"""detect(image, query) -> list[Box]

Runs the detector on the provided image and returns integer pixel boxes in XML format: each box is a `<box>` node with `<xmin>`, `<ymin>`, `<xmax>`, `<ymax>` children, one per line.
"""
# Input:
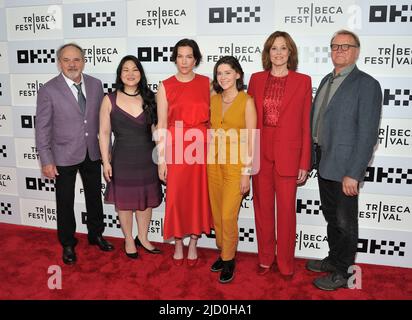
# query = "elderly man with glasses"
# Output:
<box><xmin>306</xmin><ymin>30</ymin><xmax>382</xmax><ymax>290</ymax></box>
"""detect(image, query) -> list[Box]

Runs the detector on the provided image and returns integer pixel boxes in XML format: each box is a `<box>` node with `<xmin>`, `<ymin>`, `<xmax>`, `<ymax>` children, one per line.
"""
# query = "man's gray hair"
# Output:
<box><xmin>331</xmin><ymin>29</ymin><xmax>360</xmax><ymax>48</ymax></box>
<box><xmin>56</xmin><ymin>43</ymin><xmax>85</xmax><ymax>60</ymax></box>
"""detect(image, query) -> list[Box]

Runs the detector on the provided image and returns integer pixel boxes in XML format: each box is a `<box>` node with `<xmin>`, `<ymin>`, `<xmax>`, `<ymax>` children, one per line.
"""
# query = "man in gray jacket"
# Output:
<box><xmin>36</xmin><ymin>43</ymin><xmax>114</xmax><ymax>265</ymax></box>
<box><xmin>306</xmin><ymin>30</ymin><xmax>382</xmax><ymax>290</ymax></box>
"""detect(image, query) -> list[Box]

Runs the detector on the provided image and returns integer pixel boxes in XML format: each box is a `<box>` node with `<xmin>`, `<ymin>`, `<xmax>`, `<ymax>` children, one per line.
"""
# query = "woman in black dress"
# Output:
<box><xmin>99</xmin><ymin>55</ymin><xmax>162</xmax><ymax>259</ymax></box>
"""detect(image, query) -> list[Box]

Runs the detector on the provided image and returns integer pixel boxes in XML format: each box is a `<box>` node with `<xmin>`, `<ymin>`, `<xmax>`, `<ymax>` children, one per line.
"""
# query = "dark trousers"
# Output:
<box><xmin>55</xmin><ymin>153</ymin><xmax>104</xmax><ymax>247</ymax></box>
<box><xmin>315</xmin><ymin>145</ymin><xmax>358</xmax><ymax>276</ymax></box>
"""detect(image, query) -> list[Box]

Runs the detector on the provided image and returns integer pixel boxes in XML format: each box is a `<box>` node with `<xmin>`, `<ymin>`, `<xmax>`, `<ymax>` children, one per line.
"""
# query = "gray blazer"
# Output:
<box><xmin>35</xmin><ymin>73</ymin><xmax>104</xmax><ymax>167</ymax></box>
<box><xmin>311</xmin><ymin>66</ymin><xmax>382</xmax><ymax>182</ymax></box>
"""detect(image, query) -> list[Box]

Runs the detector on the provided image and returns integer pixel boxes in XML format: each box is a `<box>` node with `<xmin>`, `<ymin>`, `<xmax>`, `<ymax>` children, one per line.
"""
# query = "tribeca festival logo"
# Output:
<box><xmin>364</xmin><ymin>166</ymin><xmax>412</xmax><ymax>184</ymax></box>
<box><xmin>19</xmin><ymin>80</ymin><xmax>44</xmax><ymax>98</ymax></box>
<box><xmin>23</xmin><ymin>146</ymin><xmax>39</xmax><ymax>161</ymax></box>
<box><xmin>369</xmin><ymin>4</ymin><xmax>412</xmax><ymax>23</ymax></box>
<box><xmin>27</xmin><ymin>204</ymin><xmax>56</xmax><ymax>223</ymax></box>
<box><xmin>136</xmin><ymin>7</ymin><xmax>186</xmax><ymax>28</ymax></box>
<box><xmin>26</xmin><ymin>176</ymin><xmax>55</xmax><ymax>192</ymax></box>
<box><xmin>83</xmin><ymin>45</ymin><xmax>119</xmax><ymax>66</ymax></box>
<box><xmin>137</xmin><ymin>46</ymin><xmax>173</xmax><ymax>63</ymax></box>
<box><xmin>0</xmin><ymin>173</ymin><xmax>12</xmax><ymax>187</ymax></box>
<box><xmin>283</xmin><ymin>3</ymin><xmax>344</xmax><ymax>26</ymax></box>
<box><xmin>206</xmin><ymin>43</ymin><xmax>261</xmax><ymax>63</ymax></box>
<box><xmin>14</xmin><ymin>6</ymin><xmax>61</xmax><ymax>33</ymax></box>
<box><xmin>0</xmin><ymin>202</ymin><xmax>12</xmax><ymax>216</ymax></box>
<box><xmin>296</xmin><ymin>230</ymin><xmax>327</xmax><ymax>250</ymax></box>
<box><xmin>364</xmin><ymin>44</ymin><xmax>411</xmax><ymax>68</ymax></box>
<box><xmin>17</xmin><ymin>49</ymin><xmax>55</xmax><ymax>64</ymax></box>
<box><xmin>299</xmin><ymin>45</ymin><xmax>331</xmax><ymax>64</ymax></box>
<box><xmin>359</xmin><ymin>201</ymin><xmax>410</xmax><ymax>223</ymax></box>
<box><xmin>73</xmin><ymin>11</ymin><xmax>116</xmax><ymax>28</ymax></box>
<box><xmin>378</xmin><ymin>125</ymin><xmax>411</xmax><ymax>148</ymax></box>
<box><xmin>358</xmin><ymin>238</ymin><xmax>406</xmax><ymax>256</ymax></box>
<box><xmin>209</xmin><ymin>6</ymin><xmax>261</xmax><ymax>23</ymax></box>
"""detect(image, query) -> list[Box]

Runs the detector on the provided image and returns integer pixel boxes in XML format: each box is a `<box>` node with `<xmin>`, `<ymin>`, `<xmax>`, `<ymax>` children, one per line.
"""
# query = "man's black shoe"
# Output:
<box><xmin>210</xmin><ymin>257</ymin><xmax>224</xmax><ymax>272</ymax></box>
<box><xmin>88</xmin><ymin>235</ymin><xmax>114</xmax><ymax>251</ymax></box>
<box><xmin>62</xmin><ymin>246</ymin><xmax>77</xmax><ymax>265</ymax></box>
<box><xmin>313</xmin><ymin>272</ymin><xmax>348</xmax><ymax>291</ymax></box>
<box><xmin>219</xmin><ymin>259</ymin><xmax>235</xmax><ymax>284</ymax></box>
<box><xmin>306</xmin><ymin>257</ymin><xmax>337</xmax><ymax>273</ymax></box>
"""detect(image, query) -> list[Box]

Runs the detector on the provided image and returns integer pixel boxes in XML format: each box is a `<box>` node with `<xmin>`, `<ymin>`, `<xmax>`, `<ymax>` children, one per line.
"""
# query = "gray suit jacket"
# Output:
<box><xmin>35</xmin><ymin>73</ymin><xmax>104</xmax><ymax>167</ymax></box>
<box><xmin>311</xmin><ymin>66</ymin><xmax>382</xmax><ymax>182</ymax></box>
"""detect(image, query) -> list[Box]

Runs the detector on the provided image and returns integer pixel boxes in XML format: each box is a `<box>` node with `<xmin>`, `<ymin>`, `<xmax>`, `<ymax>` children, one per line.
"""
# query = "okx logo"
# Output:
<box><xmin>26</xmin><ymin>177</ymin><xmax>55</xmax><ymax>192</ymax></box>
<box><xmin>209</xmin><ymin>6</ymin><xmax>261</xmax><ymax>23</ymax></box>
<box><xmin>73</xmin><ymin>11</ymin><xmax>116</xmax><ymax>28</ymax></box>
<box><xmin>358</xmin><ymin>238</ymin><xmax>406</xmax><ymax>256</ymax></box>
<box><xmin>297</xmin><ymin>199</ymin><xmax>322</xmax><ymax>215</ymax></box>
<box><xmin>0</xmin><ymin>202</ymin><xmax>12</xmax><ymax>215</ymax></box>
<box><xmin>137</xmin><ymin>46</ymin><xmax>173</xmax><ymax>62</ymax></box>
<box><xmin>21</xmin><ymin>115</ymin><xmax>36</xmax><ymax>129</ymax></box>
<box><xmin>299</xmin><ymin>46</ymin><xmax>331</xmax><ymax>64</ymax></box>
<box><xmin>364</xmin><ymin>166</ymin><xmax>412</xmax><ymax>184</ymax></box>
<box><xmin>370</xmin><ymin>5</ymin><xmax>412</xmax><ymax>23</ymax></box>
<box><xmin>0</xmin><ymin>82</ymin><xmax>2</xmax><ymax>96</ymax></box>
<box><xmin>17</xmin><ymin>49</ymin><xmax>55</xmax><ymax>64</ymax></box>
<box><xmin>0</xmin><ymin>145</ymin><xmax>6</xmax><ymax>158</ymax></box>
<box><xmin>383</xmin><ymin>88</ymin><xmax>412</xmax><ymax>107</ymax></box>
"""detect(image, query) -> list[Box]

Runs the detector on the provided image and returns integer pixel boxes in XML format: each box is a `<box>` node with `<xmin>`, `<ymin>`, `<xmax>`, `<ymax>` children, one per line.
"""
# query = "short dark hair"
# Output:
<box><xmin>212</xmin><ymin>56</ymin><xmax>244</xmax><ymax>94</ymax></box>
<box><xmin>331</xmin><ymin>29</ymin><xmax>361</xmax><ymax>47</ymax></box>
<box><xmin>56</xmin><ymin>43</ymin><xmax>84</xmax><ymax>60</ymax></box>
<box><xmin>115</xmin><ymin>55</ymin><xmax>157</xmax><ymax>125</ymax></box>
<box><xmin>170</xmin><ymin>38</ymin><xmax>202</xmax><ymax>67</ymax></box>
<box><xmin>262</xmin><ymin>31</ymin><xmax>298</xmax><ymax>71</ymax></box>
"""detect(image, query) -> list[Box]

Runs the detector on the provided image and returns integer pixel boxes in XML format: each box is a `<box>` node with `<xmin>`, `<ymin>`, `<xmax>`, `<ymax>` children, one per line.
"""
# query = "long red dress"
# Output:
<box><xmin>162</xmin><ymin>74</ymin><xmax>213</xmax><ymax>240</ymax></box>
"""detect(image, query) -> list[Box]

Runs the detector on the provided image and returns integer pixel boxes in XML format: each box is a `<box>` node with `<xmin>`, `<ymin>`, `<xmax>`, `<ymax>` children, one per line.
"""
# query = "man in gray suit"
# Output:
<box><xmin>36</xmin><ymin>43</ymin><xmax>114</xmax><ymax>265</ymax></box>
<box><xmin>306</xmin><ymin>30</ymin><xmax>382</xmax><ymax>290</ymax></box>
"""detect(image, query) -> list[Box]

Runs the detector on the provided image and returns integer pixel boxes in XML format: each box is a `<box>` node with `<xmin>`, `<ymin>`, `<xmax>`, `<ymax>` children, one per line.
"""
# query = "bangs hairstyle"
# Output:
<box><xmin>262</xmin><ymin>31</ymin><xmax>298</xmax><ymax>71</ymax></box>
<box><xmin>115</xmin><ymin>55</ymin><xmax>157</xmax><ymax>125</ymax></box>
<box><xmin>331</xmin><ymin>29</ymin><xmax>361</xmax><ymax>47</ymax></box>
<box><xmin>170</xmin><ymin>38</ymin><xmax>202</xmax><ymax>67</ymax></box>
<box><xmin>212</xmin><ymin>56</ymin><xmax>244</xmax><ymax>94</ymax></box>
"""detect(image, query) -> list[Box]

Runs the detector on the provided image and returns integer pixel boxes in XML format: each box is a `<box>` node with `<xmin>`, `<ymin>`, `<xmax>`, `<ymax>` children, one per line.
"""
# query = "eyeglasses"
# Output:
<box><xmin>330</xmin><ymin>44</ymin><xmax>359</xmax><ymax>51</ymax></box>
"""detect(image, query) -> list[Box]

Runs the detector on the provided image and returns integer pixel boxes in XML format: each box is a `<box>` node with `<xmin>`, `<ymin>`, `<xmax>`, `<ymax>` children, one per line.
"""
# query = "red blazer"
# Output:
<box><xmin>248</xmin><ymin>70</ymin><xmax>312</xmax><ymax>176</ymax></box>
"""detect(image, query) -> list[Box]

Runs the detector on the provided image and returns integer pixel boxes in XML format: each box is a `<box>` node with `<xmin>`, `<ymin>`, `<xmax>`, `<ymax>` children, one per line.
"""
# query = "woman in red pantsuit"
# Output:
<box><xmin>247</xmin><ymin>31</ymin><xmax>312</xmax><ymax>276</ymax></box>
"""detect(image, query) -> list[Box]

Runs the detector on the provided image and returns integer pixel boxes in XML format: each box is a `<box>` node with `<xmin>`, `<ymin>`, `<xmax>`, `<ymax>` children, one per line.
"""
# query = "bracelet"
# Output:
<box><xmin>242</xmin><ymin>167</ymin><xmax>253</xmax><ymax>175</ymax></box>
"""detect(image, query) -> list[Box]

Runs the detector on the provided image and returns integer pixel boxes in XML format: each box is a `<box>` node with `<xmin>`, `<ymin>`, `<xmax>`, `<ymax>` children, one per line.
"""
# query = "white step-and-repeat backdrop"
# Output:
<box><xmin>0</xmin><ymin>0</ymin><xmax>411</xmax><ymax>268</ymax></box>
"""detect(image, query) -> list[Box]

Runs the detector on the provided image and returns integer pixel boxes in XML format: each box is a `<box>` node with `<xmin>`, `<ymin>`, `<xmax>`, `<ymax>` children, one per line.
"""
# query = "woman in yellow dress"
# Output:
<box><xmin>207</xmin><ymin>56</ymin><xmax>257</xmax><ymax>283</ymax></box>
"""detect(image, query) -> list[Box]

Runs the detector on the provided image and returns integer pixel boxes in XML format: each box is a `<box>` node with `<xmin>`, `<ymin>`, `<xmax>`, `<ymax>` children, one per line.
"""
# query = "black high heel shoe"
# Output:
<box><xmin>124</xmin><ymin>241</ymin><xmax>138</xmax><ymax>259</ymax></box>
<box><xmin>134</xmin><ymin>236</ymin><xmax>162</xmax><ymax>254</ymax></box>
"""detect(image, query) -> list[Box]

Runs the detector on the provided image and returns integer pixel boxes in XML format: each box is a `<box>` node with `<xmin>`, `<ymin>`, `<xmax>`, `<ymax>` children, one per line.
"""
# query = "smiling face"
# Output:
<box><xmin>331</xmin><ymin>34</ymin><xmax>360</xmax><ymax>74</ymax></box>
<box><xmin>58</xmin><ymin>45</ymin><xmax>85</xmax><ymax>83</ymax></box>
<box><xmin>269</xmin><ymin>36</ymin><xmax>290</xmax><ymax>69</ymax></box>
<box><xmin>175</xmin><ymin>46</ymin><xmax>196</xmax><ymax>75</ymax></box>
<box><xmin>120</xmin><ymin>59</ymin><xmax>141</xmax><ymax>88</ymax></box>
<box><xmin>216</xmin><ymin>63</ymin><xmax>240</xmax><ymax>92</ymax></box>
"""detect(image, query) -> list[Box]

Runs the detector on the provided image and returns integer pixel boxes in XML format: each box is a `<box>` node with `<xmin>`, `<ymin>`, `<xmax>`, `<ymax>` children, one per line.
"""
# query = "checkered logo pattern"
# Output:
<box><xmin>17</xmin><ymin>49</ymin><xmax>55</xmax><ymax>64</ymax></box>
<box><xmin>300</xmin><ymin>46</ymin><xmax>331</xmax><ymax>63</ymax></box>
<box><xmin>137</xmin><ymin>46</ymin><xmax>173</xmax><ymax>62</ymax></box>
<box><xmin>103</xmin><ymin>82</ymin><xmax>117</xmax><ymax>94</ymax></box>
<box><xmin>239</xmin><ymin>227</ymin><xmax>254</xmax><ymax>242</ymax></box>
<box><xmin>206</xmin><ymin>228</ymin><xmax>216</xmax><ymax>239</ymax></box>
<box><xmin>104</xmin><ymin>213</ymin><xmax>121</xmax><ymax>229</ymax></box>
<box><xmin>73</xmin><ymin>11</ymin><xmax>116</xmax><ymax>28</ymax></box>
<box><xmin>358</xmin><ymin>238</ymin><xmax>406</xmax><ymax>256</ymax></box>
<box><xmin>296</xmin><ymin>199</ymin><xmax>322</xmax><ymax>215</ymax></box>
<box><xmin>369</xmin><ymin>5</ymin><xmax>412</xmax><ymax>23</ymax></box>
<box><xmin>365</xmin><ymin>167</ymin><xmax>412</xmax><ymax>184</ymax></box>
<box><xmin>25</xmin><ymin>177</ymin><xmax>55</xmax><ymax>192</ymax></box>
<box><xmin>0</xmin><ymin>202</ymin><xmax>12</xmax><ymax>215</ymax></box>
<box><xmin>383</xmin><ymin>88</ymin><xmax>412</xmax><ymax>107</ymax></box>
<box><xmin>0</xmin><ymin>82</ymin><xmax>2</xmax><ymax>96</ymax></box>
<box><xmin>209</xmin><ymin>6</ymin><xmax>261</xmax><ymax>23</ymax></box>
<box><xmin>21</xmin><ymin>115</ymin><xmax>35</xmax><ymax>129</ymax></box>
<box><xmin>0</xmin><ymin>145</ymin><xmax>6</xmax><ymax>158</ymax></box>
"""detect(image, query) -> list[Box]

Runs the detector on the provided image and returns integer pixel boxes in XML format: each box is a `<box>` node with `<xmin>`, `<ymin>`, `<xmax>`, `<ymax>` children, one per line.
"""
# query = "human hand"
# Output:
<box><xmin>240</xmin><ymin>175</ymin><xmax>250</xmax><ymax>195</ymax></box>
<box><xmin>297</xmin><ymin>169</ymin><xmax>308</xmax><ymax>184</ymax></box>
<box><xmin>42</xmin><ymin>164</ymin><xmax>59</xmax><ymax>179</ymax></box>
<box><xmin>103</xmin><ymin>162</ymin><xmax>112</xmax><ymax>182</ymax></box>
<box><xmin>158</xmin><ymin>163</ymin><xmax>167</xmax><ymax>183</ymax></box>
<box><xmin>342</xmin><ymin>176</ymin><xmax>359</xmax><ymax>196</ymax></box>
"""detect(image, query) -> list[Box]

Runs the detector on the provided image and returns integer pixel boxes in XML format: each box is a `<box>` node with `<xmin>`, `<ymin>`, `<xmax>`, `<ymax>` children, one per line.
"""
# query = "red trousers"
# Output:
<box><xmin>253</xmin><ymin>142</ymin><xmax>298</xmax><ymax>275</ymax></box>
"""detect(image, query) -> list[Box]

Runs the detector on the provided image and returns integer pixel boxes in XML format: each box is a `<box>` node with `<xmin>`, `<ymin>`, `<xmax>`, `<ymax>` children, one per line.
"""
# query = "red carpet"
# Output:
<box><xmin>1</xmin><ymin>223</ymin><xmax>411</xmax><ymax>300</ymax></box>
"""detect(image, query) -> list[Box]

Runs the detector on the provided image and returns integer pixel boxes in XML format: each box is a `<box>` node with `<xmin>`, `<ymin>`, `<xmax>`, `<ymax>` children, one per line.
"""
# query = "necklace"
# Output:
<box><xmin>122</xmin><ymin>90</ymin><xmax>140</xmax><ymax>97</ymax></box>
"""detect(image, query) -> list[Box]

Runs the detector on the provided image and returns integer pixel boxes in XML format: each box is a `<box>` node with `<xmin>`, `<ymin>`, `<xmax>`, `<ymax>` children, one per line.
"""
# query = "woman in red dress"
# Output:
<box><xmin>156</xmin><ymin>39</ymin><xmax>212</xmax><ymax>266</ymax></box>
